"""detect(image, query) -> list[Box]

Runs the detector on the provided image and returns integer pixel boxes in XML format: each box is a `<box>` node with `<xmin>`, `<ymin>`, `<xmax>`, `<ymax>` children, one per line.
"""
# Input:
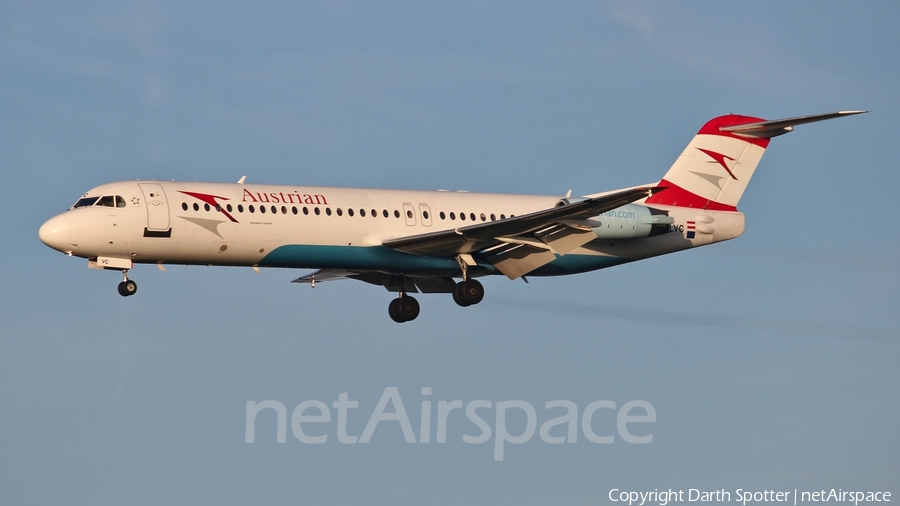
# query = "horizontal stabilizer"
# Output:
<box><xmin>720</xmin><ymin>110</ymin><xmax>867</xmax><ymax>139</ymax></box>
<box><xmin>646</xmin><ymin>110</ymin><xmax>867</xmax><ymax>211</ymax></box>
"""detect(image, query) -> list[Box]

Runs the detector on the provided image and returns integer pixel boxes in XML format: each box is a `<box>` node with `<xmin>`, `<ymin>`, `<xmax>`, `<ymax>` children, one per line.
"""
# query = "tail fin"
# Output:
<box><xmin>645</xmin><ymin>111</ymin><xmax>867</xmax><ymax>211</ymax></box>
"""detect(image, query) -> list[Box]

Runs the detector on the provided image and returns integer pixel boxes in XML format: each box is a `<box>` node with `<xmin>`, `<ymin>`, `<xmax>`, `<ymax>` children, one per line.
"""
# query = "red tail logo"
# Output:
<box><xmin>697</xmin><ymin>148</ymin><xmax>738</xmax><ymax>181</ymax></box>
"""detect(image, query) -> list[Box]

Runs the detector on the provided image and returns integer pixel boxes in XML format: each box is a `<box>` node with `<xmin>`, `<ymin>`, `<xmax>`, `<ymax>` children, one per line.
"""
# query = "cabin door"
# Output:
<box><xmin>139</xmin><ymin>183</ymin><xmax>171</xmax><ymax>233</ymax></box>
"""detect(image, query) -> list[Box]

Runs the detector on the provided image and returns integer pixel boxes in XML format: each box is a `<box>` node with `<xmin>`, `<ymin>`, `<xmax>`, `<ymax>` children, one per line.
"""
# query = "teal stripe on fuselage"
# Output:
<box><xmin>259</xmin><ymin>244</ymin><xmax>463</xmax><ymax>275</ymax></box>
<box><xmin>260</xmin><ymin>243</ymin><xmax>629</xmax><ymax>277</ymax></box>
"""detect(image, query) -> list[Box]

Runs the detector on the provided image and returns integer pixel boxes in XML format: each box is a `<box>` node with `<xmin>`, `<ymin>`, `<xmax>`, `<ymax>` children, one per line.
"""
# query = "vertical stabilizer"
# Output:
<box><xmin>645</xmin><ymin>114</ymin><xmax>769</xmax><ymax>211</ymax></box>
<box><xmin>645</xmin><ymin>111</ymin><xmax>867</xmax><ymax>211</ymax></box>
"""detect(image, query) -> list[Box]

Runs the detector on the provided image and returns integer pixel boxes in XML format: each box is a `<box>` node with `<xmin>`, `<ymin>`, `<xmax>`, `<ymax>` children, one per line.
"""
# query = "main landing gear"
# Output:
<box><xmin>388</xmin><ymin>294</ymin><xmax>420</xmax><ymax>323</ymax></box>
<box><xmin>452</xmin><ymin>254</ymin><xmax>484</xmax><ymax>307</ymax></box>
<box><xmin>386</xmin><ymin>257</ymin><xmax>486</xmax><ymax>323</ymax></box>
<box><xmin>386</xmin><ymin>279</ymin><xmax>486</xmax><ymax>323</ymax></box>
<box><xmin>452</xmin><ymin>279</ymin><xmax>484</xmax><ymax>307</ymax></box>
<box><xmin>117</xmin><ymin>270</ymin><xmax>137</xmax><ymax>297</ymax></box>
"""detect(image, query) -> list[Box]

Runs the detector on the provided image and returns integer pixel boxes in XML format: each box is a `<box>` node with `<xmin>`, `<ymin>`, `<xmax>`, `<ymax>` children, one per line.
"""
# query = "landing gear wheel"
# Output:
<box><xmin>118</xmin><ymin>280</ymin><xmax>137</xmax><ymax>297</ymax></box>
<box><xmin>453</xmin><ymin>279</ymin><xmax>484</xmax><ymax>307</ymax></box>
<box><xmin>399</xmin><ymin>296</ymin><xmax>420</xmax><ymax>321</ymax></box>
<box><xmin>388</xmin><ymin>298</ymin><xmax>405</xmax><ymax>323</ymax></box>
<box><xmin>452</xmin><ymin>284</ymin><xmax>471</xmax><ymax>307</ymax></box>
<box><xmin>388</xmin><ymin>296</ymin><xmax>420</xmax><ymax>323</ymax></box>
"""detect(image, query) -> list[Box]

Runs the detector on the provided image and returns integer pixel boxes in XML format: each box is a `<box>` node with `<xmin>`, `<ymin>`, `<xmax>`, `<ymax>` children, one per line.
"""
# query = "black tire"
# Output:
<box><xmin>388</xmin><ymin>298</ymin><xmax>406</xmax><ymax>323</ymax></box>
<box><xmin>460</xmin><ymin>279</ymin><xmax>484</xmax><ymax>305</ymax></box>
<box><xmin>452</xmin><ymin>283</ymin><xmax>471</xmax><ymax>307</ymax></box>
<box><xmin>399</xmin><ymin>296</ymin><xmax>420</xmax><ymax>321</ymax></box>
<box><xmin>118</xmin><ymin>280</ymin><xmax>137</xmax><ymax>297</ymax></box>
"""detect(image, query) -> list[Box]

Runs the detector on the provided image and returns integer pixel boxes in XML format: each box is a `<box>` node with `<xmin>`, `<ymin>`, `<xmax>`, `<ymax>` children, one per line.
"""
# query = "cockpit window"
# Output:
<box><xmin>73</xmin><ymin>196</ymin><xmax>99</xmax><ymax>208</ymax></box>
<box><xmin>96</xmin><ymin>196</ymin><xmax>115</xmax><ymax>207</ymax></box>
<box><xmin>116</xmin><ymin>196</ymin><xmax>126</xmax><ymax>208</ymax></box>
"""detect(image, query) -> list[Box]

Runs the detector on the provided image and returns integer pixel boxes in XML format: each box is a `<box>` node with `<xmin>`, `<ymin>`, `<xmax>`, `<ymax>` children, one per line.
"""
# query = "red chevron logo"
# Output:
<box><xmin>697</xmin><ymin>148</ymin><xmax>738</xmax><ymax>180</ymax></box>
<box><xmin>179</xmin><ymin>191</ymin><xmax>239</xmax><ymax>222</ymax></box>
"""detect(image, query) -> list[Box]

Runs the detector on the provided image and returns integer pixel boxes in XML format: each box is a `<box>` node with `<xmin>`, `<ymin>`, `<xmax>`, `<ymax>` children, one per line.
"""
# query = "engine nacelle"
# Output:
<box><xmin>590</xmin><ymin>204</ymin><xmax>673</xmax><ymax>240</ymax></box>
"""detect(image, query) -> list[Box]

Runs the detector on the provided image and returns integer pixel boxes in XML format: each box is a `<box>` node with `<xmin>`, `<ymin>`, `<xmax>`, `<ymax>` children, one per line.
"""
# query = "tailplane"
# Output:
<box><xmin>644</xmin><ymin>111</ymin><xmax>866</xmax><ymax>211</ymax></box>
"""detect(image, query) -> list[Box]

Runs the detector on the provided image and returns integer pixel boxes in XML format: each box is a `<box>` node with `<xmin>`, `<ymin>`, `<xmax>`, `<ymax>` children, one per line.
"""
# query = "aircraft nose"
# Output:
<box><xmin>39</xmin><ymin>214</ymin><xmax>72</xmax><ymax>252</ymax></box>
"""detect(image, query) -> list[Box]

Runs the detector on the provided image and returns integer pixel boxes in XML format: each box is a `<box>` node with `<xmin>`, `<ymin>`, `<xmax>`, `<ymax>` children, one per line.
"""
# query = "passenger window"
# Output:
<box><xmin>394</xmin><ymin>210</ymin><xmax>400</xmax><ymax>218</ymax></box>
<box><xmin>406</xmin><ymin>210</ymin><xmax>413</xmax><ymax>219</ymax></box>
<box><xmin>204</xmin><ymin>203</ymin><xmax>210</xmax><ymax>211</ymax></box>
<box><xmin>360</xmin><ymin>209</ymin><xmax>366</xmax><ymax>217</ymax></box>
<box><xmin>372</xmin><ymin>209</ymin><xmax>377</xmax><ymax>217</ymax></box>
<box><xmin>500</xmin><ymin>214</ymin><xmax>506</xmax><ymax>220</ymax></box>
<box><xmin>460</xmin><ymin>213</ymin><xmax>466</xmax><ymax>221</ymax></box>
<box><xmin>326</xmin><ymin>208</ymin><xmax>332</xmax><ymax>216</ymax></box>
<box><xmin>337</xmin><ymin>208</ymin><xmax>343</xmax><ymax>216</ymax></box>
<box><xmin>249</xmin><ymin>205</ymin><xmax>256</xmax><ymax>213</ymax></box>
<box><xmin>440</xmin><ymin>211</ymin><xmax>446</xmax><ymax>220</ymax></box>
<box><xmin>348</xmin><ymin>209</ymin><xmax>354</xmax><ymax>217</ymax></box>
<box><xmin>470</xmin><ymin>213</ymin><xmax>476</xmax><ymax>221</ymax></box>
<box><xmin>292</xmin><ymin>207</ymin><xmax>298</xmax><ymax>215</ymax></box>
<box><xmin>490</xmin><ymin>214</ymin><xmax>496</xmax><ymax>221</ymax></box>
<box><xmin>182</xmin><ymin>203</ymin><xmax>188</xmax><ymax>211</ymax></box>
<box><xmin>382</xmin><ymin>210</ymin><xmax>388</xmax><ymax>218</ymax></box>
<box><xmin>227</xmin><ymin>204</ymin><xmax>233</xmax><ymax>212</ymax></box>
<box><xmin>315</xmin><ymin>207</ymin><xmax>320</xmax><ymax>215</ymax></box>
<box><xmin>480</xmin><ymin>213</ymin><xmax>485</xmax><ymax>221</ymax></box>
<box><xmin>303</xmin><ymin>207</ymin><xmax>309</xmax><ymax>215</ymax></box>
<box><xmin>423</xmin><ymin>210</ymin><xmax>429</xmax><ymax>220</ymax></box>
<box><xmin>238</xmin><ymin>205</ymin><xmax>244</xmax><ymax>213</ymax></box>
<box><xmin>271</xmin><ymin>206</ymin><xmax>276</xmax><ymax>214</ymax></box>
<box><xmin>281</xmin><ymin>206</ymin><xmax>287</xmax><ymax>214</ymax></box>
<box><xmin>450</xmin><ymin>212</ymin><xmax>456</xmax><ymax>220</ymax></box>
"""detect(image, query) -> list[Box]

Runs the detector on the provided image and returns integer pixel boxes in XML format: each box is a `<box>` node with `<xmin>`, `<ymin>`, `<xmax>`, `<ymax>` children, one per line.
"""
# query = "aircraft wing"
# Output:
<box><xmin>292</xmin><ymin>269</ymin><xmax>357</xmax><ymax>283</ymax></box>
<box><xmin>383</xmin><ymin>186</ymin><xmax>661</xmax><ymax>279</ymax></box>
<box><xmin>292</xmin><ymin>269</ymin><xmax>457</xmax><ymax>293</ymax></box>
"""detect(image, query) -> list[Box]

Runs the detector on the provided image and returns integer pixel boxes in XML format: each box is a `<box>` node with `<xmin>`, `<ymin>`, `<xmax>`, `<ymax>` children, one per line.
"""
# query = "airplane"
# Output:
<box><xmin>39</xmin><ymin>111</ymin><xmax>865</xmax><ymax>322</ymax></box>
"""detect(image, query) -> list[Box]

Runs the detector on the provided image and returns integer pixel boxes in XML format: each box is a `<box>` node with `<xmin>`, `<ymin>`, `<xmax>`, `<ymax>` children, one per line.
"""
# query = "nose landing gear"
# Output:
<box><xmin>117</xmin><ymin>270</ymin><xmax>137</xmax><ymax>297</ymax></box>
<box><xmin>388</xmin><ymin>294</ymin><xmax>420</xmax><ymax>323</ymax></box>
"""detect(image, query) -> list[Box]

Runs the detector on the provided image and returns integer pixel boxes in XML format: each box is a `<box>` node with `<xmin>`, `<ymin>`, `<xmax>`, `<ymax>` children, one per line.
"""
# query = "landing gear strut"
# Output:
<box><xmin>117</xmin><ymin>270</ymin><xmax>137</xmax><ymax>297</ymax></box>
<box><xmin>388</xmin><ymin>294</ymin><xmax>420</xmax><ymax>323</ymax></box>
<box><xmin>453</xmin><ymin>254</ymin><xmax>485</xmax><ymax>307</ymax></box>
<box><xmin>453</xmin><ymin>279</ymin><xmax>484</xmax><ymax>307</ymax></box>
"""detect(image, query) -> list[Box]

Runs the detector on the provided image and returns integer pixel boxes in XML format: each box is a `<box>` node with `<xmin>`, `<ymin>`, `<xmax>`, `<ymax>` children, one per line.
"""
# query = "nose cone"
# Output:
<box><xmin>39</xmin><ymin>215</ymin><xmax>72</xmax><ymax>252</ymax></box>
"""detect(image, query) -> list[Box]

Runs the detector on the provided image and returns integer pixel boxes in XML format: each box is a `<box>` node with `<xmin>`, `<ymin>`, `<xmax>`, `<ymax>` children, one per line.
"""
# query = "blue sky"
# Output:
<box><xmin>1</xmin><ymin>2</ymin><xmax>898</xmax><ymax>504</ymax></box>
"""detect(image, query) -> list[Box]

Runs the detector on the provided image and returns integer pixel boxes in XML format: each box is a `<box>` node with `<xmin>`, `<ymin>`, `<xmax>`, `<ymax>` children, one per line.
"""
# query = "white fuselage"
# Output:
<box><xmin>36</xmin><ymin>111</ymin><xmax>860</xmax><ymax>321</ymax></box>
<box><xmin>39</xmin><ymin>180</ymin><xmax>746</xmax><ymax>278</ymax></box>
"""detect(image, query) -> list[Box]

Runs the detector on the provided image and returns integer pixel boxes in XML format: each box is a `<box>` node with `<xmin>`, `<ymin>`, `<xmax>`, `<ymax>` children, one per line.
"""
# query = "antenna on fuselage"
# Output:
<box><xmin>237</xmin><ymin>176</ymin><xmax>247</xmax><ymax>184</ymax></box>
